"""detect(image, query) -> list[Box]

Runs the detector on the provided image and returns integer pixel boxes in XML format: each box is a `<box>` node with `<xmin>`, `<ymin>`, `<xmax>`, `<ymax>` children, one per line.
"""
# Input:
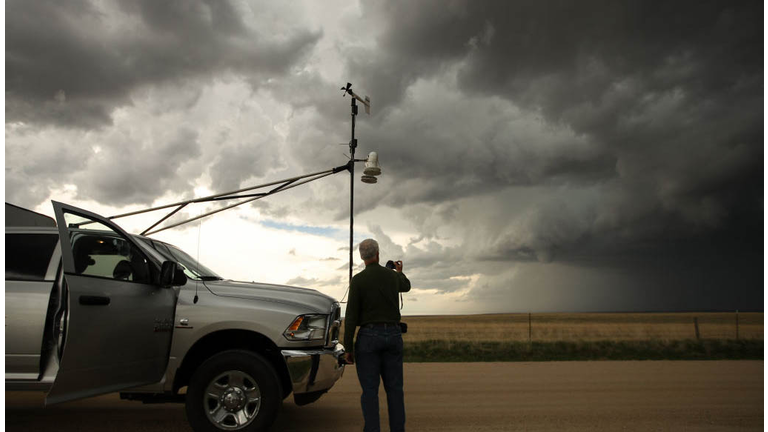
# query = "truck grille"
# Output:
<box><xmin>325</xmin><ymin>303</ymin><xmax>341</xmax><ymax>348</ymax></box>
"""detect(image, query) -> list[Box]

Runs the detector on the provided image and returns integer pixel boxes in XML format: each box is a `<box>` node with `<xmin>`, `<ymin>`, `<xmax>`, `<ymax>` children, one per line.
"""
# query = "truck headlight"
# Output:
<box><xmin>283</xmin><ymin>314</ymin><xmax>328</xmax><ymax>341</ymax></box>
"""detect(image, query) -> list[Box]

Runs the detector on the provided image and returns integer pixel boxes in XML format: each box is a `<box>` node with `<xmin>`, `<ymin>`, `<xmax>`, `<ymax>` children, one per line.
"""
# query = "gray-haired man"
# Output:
<box><xmin>344</xmin><ymin>238</ymin><xmax>411</xmax><ymax>432</ymax></box>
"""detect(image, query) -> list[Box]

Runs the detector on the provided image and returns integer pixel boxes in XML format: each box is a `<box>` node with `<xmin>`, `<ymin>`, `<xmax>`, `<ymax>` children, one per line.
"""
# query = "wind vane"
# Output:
<box><xmin>340</xmin><ymin>82</ymin><xmax>371</xmax><ymax>115</ymax></box>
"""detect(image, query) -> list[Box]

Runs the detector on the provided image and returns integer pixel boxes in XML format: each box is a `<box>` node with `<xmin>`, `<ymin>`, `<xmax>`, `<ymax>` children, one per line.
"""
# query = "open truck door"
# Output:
<box><xmin>47</xmin><ymin>201</ymin><xmax>179</xmax><ymax>404</ymax></box>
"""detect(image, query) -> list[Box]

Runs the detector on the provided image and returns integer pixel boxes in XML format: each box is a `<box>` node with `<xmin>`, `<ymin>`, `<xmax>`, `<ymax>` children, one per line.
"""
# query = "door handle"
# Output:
<box><xmin>79</xmin><ymin>295</ymin><xmax>110</xmax><ymax>306</ymax></box>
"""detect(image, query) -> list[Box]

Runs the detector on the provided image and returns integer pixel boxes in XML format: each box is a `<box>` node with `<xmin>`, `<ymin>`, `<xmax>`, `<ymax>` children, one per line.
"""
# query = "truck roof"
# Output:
<box><xmin>6</xmin><ymin>203</ymin><xmax>56</xmax><ymax>228</ymax></box>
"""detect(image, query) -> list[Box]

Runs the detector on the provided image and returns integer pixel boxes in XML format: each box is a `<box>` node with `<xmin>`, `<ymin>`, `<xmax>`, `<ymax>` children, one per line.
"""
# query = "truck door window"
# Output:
<box><xmin>62</xmin><ymin>213</ymin><xmax>151</xmax><ymax>284</ymax></box>
<box><xmin>5</xmin><ymin>233</ymin><xmax>58</xmax><ymax>281</ymax></box>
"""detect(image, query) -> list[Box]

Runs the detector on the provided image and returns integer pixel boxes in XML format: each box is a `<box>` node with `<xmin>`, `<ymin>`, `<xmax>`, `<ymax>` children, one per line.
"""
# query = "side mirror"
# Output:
<box><xmin>160</xmin><ymin>261</ymin><xmax>188</xmax><ymax>287</ymax></box>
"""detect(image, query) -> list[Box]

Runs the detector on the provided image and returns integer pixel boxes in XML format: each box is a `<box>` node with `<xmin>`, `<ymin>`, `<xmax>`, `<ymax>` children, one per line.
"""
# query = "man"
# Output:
<box><xmin>344</xmin><ymin>238</ymin><xmax>411</xmax><ymax>432</ymax></box>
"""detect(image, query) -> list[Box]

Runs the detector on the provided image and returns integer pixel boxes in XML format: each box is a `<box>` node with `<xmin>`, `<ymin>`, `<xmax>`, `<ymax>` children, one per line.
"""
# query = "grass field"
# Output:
<box><xmin>340</xmin><ymin>312</ymin><xmax>763</xmax><ymax>362</ymax></box>
<box><xmin>397</xmin><ymin>312</ymin><xmax>763</xmax><ymax>342</ymax></box>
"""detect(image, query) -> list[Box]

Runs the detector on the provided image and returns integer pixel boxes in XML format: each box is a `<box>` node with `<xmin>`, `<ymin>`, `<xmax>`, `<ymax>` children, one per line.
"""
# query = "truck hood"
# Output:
<box><xmin>203</xmin><ymin>279</ymin><xmax>337</xmax><ymax>314</ymax></box>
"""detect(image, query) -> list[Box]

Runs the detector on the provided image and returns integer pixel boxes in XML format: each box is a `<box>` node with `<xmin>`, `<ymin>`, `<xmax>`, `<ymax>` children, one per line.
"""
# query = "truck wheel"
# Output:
<box><xmin>186</xmin><ymin>350</ymin><xmax>283</xmax><ymax>432</ymax></box>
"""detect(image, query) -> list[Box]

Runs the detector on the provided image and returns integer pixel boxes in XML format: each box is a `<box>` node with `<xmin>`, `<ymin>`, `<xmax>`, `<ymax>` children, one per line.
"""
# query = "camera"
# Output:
<box><xmin>385</xmin><ymin>260</ymin><xmax>396</xmax><ymax>270</ymax></box>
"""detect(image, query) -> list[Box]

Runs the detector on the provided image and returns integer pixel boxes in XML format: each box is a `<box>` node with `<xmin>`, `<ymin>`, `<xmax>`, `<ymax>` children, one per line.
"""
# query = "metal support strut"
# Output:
<box><xmin>93</xmin><ymin>165</ymin><xmax>349</xmax><ymax>235</ymax></box>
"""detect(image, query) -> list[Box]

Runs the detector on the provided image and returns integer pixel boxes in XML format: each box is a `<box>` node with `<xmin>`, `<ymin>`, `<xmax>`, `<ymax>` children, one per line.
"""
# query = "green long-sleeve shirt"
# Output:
<box><xmin>343</xmin><ymin>262</ymin><xmax>411</xmax><ymax>352</ymax></box>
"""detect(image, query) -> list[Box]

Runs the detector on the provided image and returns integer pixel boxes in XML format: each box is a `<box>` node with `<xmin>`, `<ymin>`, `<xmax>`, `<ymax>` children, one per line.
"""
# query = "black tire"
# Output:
<box><xmin>185</xmin><ymin>350</ymin><xmax>283</xmax><ymax>432</ymax></box>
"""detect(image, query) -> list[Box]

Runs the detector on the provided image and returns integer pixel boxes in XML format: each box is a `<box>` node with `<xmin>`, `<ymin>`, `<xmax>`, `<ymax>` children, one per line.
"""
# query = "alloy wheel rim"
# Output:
<box><xmin>203</xmin><ymin>370</ymin><xmax>261</xmax><ymax>430</ymax></box>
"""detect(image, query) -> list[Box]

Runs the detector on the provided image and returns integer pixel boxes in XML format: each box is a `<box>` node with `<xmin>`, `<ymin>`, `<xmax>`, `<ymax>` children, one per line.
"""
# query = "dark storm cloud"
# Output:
<box><xmin>346</xmin><ymin>1</ymin><xmax>762</xmax><ymax>244</ymax></box>
<box><xmin>5</xmin><ymin>126</ymin><xmax>92</xmax><ymax>207</ymax></box>
<box><xmin>75</xmin><ymin>128</ymin><xmax>202</xmax><ymax>205</ymax></box>
<box><xmin>354</xmin><ymin>0</ymin><xmax>761</xmax><ymax>113</ymax></box>
<box><xmin>313</xmin><ymin>0</ymin><xmax>762</xmax><ymax>310</ymax></box>
<box><xmin>5</xmin><ymin>0</ymin><xmax>762</xmax><ymax>312</ymax></box>
<box><xmin>5</xmin><ymin>126</ymin><xmax>202</xmax><ymax>208</ymax></box>
<box><xmin>6</xmin><ymin>0</ymin><xmax>321</xmax><ymax>128</ymax></box>
<box><xmin>209</xmin><ymin>136</ymin><xmax>283</xmax><ymax>193</ymax></box>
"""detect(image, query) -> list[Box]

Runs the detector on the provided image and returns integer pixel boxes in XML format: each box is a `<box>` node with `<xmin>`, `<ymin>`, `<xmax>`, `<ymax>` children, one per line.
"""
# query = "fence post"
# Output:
<box><xmin>736</xmin><ymin>310</ymin><xmax>739</xmax><ymax>340</ymax></box>
<box><xmin>694</xmin><ymin>317</ymin><xmax>700</xmax><ymax>340</ymax></box>
<box><xmin>528</xmin><ymin>312</ymin><xmax>532</xmax><ymax>344</ymax></box>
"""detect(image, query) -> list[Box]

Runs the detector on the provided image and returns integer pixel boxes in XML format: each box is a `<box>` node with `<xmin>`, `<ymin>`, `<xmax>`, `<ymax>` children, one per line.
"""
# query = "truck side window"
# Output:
<box><xmin>5</xmin><ymin>233</ymin><xmax>58</xmax><ymax>281</ymax></box>
<box><xmin>71</xmin><ymin>234</ymin><xmax>150</xmax><ymax>284</ymax></box>
<box><xmin>62</xmin><ymin>211</ymin><xmax>151</xmax><ymax>285</ymax></box>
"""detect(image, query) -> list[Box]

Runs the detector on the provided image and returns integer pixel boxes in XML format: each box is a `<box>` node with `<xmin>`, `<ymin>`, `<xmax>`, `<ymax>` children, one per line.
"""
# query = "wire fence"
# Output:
<box><xmin>371</xmin><ymin>312</ymin><xmax>763</xmax><ymax>343</ymax></box>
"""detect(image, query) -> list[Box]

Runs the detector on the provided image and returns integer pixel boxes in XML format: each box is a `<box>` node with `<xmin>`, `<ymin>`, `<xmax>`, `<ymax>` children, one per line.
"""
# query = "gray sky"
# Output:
<box><xmin>5</xmin><ymin>0</ymin><xmax>763</xmax><ymax>313</ymax></box>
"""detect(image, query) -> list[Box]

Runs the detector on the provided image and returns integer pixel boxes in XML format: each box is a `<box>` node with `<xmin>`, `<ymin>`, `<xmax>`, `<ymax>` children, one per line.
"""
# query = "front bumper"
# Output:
<box><xmin>281</xmin><ymin>343</ymin><xmax>345</xmax><ymax>394</ymax></box>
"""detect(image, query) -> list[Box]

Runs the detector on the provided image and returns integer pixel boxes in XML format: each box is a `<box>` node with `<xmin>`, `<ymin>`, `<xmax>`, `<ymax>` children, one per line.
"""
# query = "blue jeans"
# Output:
<box><xmin>355</xmin><ymin>324</ymin><xmax>405</xmax><ymax>432</ymax></box>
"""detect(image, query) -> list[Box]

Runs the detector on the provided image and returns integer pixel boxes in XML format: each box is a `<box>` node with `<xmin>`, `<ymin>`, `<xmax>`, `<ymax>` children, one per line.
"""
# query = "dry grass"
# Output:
<box><xmin>342</xmin><ymin>312</ymin><xmax>763</xmax><ymax>343</ymax></box>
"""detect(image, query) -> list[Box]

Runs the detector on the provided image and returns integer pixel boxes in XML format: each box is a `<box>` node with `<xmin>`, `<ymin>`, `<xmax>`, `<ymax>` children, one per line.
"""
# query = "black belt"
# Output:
<box><xmin>363</xmin><ymin>322</ymin><xmax>398</xmax><ymax>328</ymax></box>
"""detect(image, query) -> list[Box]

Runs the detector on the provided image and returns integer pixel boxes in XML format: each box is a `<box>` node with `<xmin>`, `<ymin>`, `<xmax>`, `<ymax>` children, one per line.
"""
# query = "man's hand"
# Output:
<box><xmin>344</xmin><ymin>352</ymin><xmax>355</xmax><ymax>365</ymax></box>
<box><xmin>395</xmin><ymin>260</ymin><xmax>403</xmax><ymax>272</ymax></box>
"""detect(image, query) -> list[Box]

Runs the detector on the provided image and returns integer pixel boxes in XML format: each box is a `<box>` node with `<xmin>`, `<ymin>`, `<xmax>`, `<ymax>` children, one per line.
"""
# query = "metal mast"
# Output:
<box><xmin>348</xmin><ymin>93</ymin><xmax>358</xmax><ymax>286</ymax></box>
<box><xmin>340</xmin><ymin>82</ymin><xmax>371</xmax><ymax>286</ymax></box>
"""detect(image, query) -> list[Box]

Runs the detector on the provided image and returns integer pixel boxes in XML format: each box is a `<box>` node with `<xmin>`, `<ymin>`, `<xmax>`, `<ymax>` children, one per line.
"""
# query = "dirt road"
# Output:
<box><xmin>6</xmin><ymin>361</ymin><xmax>763</xmax><ymax>431</ymax></box>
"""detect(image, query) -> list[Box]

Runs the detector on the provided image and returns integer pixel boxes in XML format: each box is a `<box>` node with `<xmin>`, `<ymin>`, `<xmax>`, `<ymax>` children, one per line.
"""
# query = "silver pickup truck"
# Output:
<box><xmin>5</xmin><ymin>201</ymin><xmax>346</xmax><ymax>432</ymax></box>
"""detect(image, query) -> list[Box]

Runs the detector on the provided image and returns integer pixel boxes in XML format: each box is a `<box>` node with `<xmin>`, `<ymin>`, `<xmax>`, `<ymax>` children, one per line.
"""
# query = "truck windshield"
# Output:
<box><xmin>147</xmin><ymin>239</ymin><xmax>223</xmax><ymax>281</ymax></box>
